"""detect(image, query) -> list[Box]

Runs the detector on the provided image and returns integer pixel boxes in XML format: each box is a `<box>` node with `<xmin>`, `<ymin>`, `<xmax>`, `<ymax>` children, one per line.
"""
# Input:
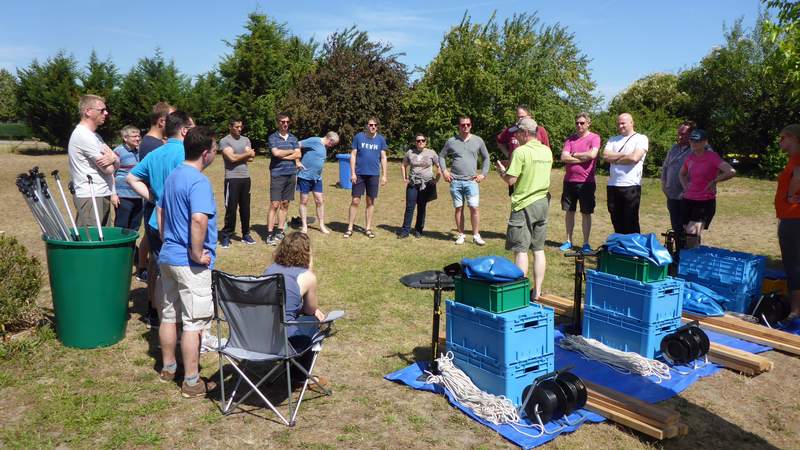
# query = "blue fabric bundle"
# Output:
<box><xmin>682</xmin><ymin>282</ymin><xmax>726</xmax><ymax>316</ymax></box>
<box><xmin>604</xmin><ymin>233</ymin><xmax>673</xmax><ymax>266</ymax></box>
<box><xmin>461</xmin><ymin>256</ymin><xmax>524</xmax><ymax>282</ymax></box>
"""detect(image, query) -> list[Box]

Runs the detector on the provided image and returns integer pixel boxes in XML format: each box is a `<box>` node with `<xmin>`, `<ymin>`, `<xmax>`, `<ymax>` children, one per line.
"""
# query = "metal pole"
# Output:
<box><xmin>36</xmin><ymin>173</ymin><xmax>70</xmax><ymax>240</ymax></box>
<box><xmin>86</xmin><ymin>174</ymin><xmax>104</xmax><ymax>241</ymax></box>
<box><xmin>430</xmin><ymin>271</ymin><xmax>443</xmax><ymax>374</ymax></box>
<box><xmin>52</xmin><ymin>170</ymin><xmax>79</xmax><ymax>240</ymax></box>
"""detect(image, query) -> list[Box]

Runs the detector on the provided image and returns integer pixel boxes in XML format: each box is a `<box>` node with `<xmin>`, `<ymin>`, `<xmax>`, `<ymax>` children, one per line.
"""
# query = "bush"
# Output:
<box><xmin>0</xmin><ymin>235</ymin><xmax>42</xmax><ymax>333</ymax></box>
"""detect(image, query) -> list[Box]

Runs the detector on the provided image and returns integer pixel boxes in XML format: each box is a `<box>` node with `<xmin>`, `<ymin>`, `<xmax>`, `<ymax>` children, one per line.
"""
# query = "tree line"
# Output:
<box><xmin>1</xmin><ymin>3</ymin><xmax>798</xmax><ymax>177</ymax></box>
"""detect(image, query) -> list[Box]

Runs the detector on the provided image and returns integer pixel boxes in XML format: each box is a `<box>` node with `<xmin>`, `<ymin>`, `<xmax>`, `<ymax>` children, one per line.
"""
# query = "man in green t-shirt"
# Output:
<box><xmin>496</xmin><ymin>117</ymin><xmax>553</xmax><ymax>299</ymax></box>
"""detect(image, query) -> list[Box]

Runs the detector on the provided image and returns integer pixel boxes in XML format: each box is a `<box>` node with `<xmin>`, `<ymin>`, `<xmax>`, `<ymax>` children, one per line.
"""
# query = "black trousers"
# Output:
<box><xmin>607</xmin><ymin>185</ymin><xmax>641</xmax><ymax>234</ymax></box>
<box><xmin>666</xmin><ymin>198</ymin><xmax>684</xmax><ymax>234</ymax></box>
<box><xmin>401</xmin><ymin>183</ymin><xmax>430</xmax><ymax>233</ymax></box>
<box><xmin>222</xmin><ymin>177</ymin><xmax>251</xmax><ymax>237</ymax></box>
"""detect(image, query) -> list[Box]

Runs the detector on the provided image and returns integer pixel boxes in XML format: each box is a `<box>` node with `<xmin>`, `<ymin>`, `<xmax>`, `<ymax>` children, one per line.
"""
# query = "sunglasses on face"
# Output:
<box><xmin>279</xmin><ymin>120</ymin><xmax>290</xmax><ymax>124</ymax></box>
<box><xmin>576</xmin><ymin>121</ymin><xmax>587</xmax><ymax>125</ymax></box>
<box><xmin>459</xmin><ymin>123</ymin><xmax>472</xmax><ymax>127</ymax></box>
<box><xmin>416</xmin><ymin>139</ymin><xmax>426</xmax><ymax>143</ymax></box>
<box><xmin>368</xmin><ymin>123</ymin><xmax>378</xmax><ymax>127</ymax></box>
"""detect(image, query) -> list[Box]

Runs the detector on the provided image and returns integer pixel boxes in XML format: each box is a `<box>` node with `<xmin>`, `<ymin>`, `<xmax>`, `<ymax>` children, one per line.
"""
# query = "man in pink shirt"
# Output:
<box><xmin>678</xmin><ymin>129</ymin><xmax>736</xmax><ymax>241</ymax></box>
<box><xmin>559</xmin><ymin>112</ymin><xmax>601</xmax><ymax>252</ymax></box>
<box><xmin>497</xmin><ymin>106</ymin><xmax>550</xmax><ymax>195</ymax></box>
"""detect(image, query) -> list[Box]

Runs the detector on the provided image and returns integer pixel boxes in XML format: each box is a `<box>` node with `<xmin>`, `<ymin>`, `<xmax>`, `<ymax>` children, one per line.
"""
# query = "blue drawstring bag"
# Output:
<box><xmin>604</xmin><ymin>233</ymin><xmax>673</xmax><ymax>266</ymax></box>
<box><xmin>461</xmin><ymin>256</ymin><xmax>524</xmax><ymax>283</ymax></box>
<box><xmin>683</xmin><ymin>282</ymin><xmax>726</xmax><ymax>316</ymax></box>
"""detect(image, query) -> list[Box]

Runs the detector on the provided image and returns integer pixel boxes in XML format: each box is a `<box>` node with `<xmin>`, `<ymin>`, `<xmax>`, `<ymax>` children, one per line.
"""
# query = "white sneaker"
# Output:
<box><xmin>454</xmin><ymin>234</ymin><xmax>466</xmax><ymax>245</ymax></box>
<box><xmin>473</xmin><ymin>234</ymin><xmax>486</xmax><ymax>246</ymax></box>
<box><xmin>200</xmin><ymin>333</ymin><xmax>227</xmax><ymax>353</ymax></box>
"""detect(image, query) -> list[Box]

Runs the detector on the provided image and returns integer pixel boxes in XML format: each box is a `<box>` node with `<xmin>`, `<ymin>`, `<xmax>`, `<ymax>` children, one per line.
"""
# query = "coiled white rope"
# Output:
<box><xmin>425</xmin><ymin>352</ymin><xmax>521</xmax><ymax>425</ymax></box>
<box><xmin>559</xmin><ymin>334</ymin><xmax>671</xmax><ymax>383</ymax></box>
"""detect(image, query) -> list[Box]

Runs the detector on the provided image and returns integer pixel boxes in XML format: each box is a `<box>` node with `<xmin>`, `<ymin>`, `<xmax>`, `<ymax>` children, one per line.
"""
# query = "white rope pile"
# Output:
<box><xmin>425</xmin><ymin>352</ymin><xmax>521</xmax><ymax>425</ymax></box>
<box><xmin>559</xmin><ymin>334</ymin><xmax>671</xmax><ymax>383</ymax></box>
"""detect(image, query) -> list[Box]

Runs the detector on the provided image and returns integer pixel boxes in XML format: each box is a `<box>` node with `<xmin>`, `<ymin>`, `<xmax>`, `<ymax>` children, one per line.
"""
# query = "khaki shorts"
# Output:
<box><xmin>159</xmin><ymin>264</ymin><xmax>212</xmax><ymax>331</ymax></box>
<box><xmin>505</xmin><ymin>197</ymin><xmax>549</xmax><ymax>252</ymax></box>
<box><xmin>74</xmin><ymin>195</ymin><xmax>111</xmax><ymax>228</ymax></box>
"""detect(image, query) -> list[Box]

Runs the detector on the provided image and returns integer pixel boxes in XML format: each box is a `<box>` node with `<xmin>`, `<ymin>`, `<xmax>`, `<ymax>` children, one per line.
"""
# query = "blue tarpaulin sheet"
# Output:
<box><xmin>604</xmin><ymin>233</ymin><xmax>672</xmax><ymax>266</ymax></box>
<box><xmin>386</xmin><ymin>325</ymin><xmax>776</xmax><ymax>448</ymax></box>
<box><xmin>683</xmin><ymin>282</ymin><xmax>726</xmax><ymax>316</ymax></box>
<box><xmin>461</xmin><ymin>255</ymin><xmax>524</xmax><ymax>282</ymax></box>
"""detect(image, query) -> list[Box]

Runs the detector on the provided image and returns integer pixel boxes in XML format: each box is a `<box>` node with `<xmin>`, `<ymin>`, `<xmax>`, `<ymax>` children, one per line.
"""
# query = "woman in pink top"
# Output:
<box><xmin>678</xmin><ymin>129</ymin><xmax>736</xmax><ymax>240</ymax></box>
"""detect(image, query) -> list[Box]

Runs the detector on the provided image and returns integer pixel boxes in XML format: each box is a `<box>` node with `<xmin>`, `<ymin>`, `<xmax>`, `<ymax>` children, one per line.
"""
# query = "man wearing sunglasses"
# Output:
<box><xmin>439</xmin><ymin>116</ymin><xmax>490</xmax><ymax>245</ymax></box>
<box><xmin>68</xmin><ymin>95</ymin><xmax>119</xmax><ymax>228</ymax></box>
<box><xmin>345</xmin><ymin>117</ymin><xmax>388</xmax><ymax>238</ymax></box>
<box><xmin>558</xmin><ymin>112</ymin><xmax>601</xmax><ymax>253</ymax></box>
<box><xmin>266</xmin><ymin>113</ymin><xmax>301</xmax><ymax>245</ymax></box>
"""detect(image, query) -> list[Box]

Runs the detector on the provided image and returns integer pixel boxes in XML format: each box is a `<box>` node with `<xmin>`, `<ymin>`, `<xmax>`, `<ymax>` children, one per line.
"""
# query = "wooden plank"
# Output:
<box><xmin>584</xmin><ymin>399</ymin><xmax>666</xmax><ymax>440</ymax></box>
<box><xmin>585</xmin><ymin>380</ymin><xmax>680</xmax><ymax>425</ymax></box>
<box><xmin>682</xmin><ymin>317</ymin><xmax>800</xmax><ymax>355</ymax></box>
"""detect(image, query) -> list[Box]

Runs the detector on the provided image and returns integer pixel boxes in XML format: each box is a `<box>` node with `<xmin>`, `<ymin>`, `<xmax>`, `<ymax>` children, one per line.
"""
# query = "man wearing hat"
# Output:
<box><xmin>678</xmin><ymin>129</ymin><xmax>736</xmax><ymax>243</ymax></box>
<box><xmin>496</xmin><ymin>117</ymin><xmax>553</xmax><ymax>300</ymax></box>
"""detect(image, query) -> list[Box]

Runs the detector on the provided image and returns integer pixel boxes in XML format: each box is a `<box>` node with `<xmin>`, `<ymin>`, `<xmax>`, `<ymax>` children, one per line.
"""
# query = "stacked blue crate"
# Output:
<box><xmin>678</xmin><ymin>246</ymin><xmax>766</xmax><ymax>313</ymax></box>
<box><xmin>582</xmin><ymin>270</ymin><xmax>684</xmax><ymax>358</ymax></box>
<box><xmin>446</xmin><ymin>300</ymin><xmax>555</xmax><ymax>406</ymax></box>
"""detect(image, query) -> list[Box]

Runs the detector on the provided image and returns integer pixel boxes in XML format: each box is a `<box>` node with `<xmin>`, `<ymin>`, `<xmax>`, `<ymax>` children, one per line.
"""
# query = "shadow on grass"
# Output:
<box><xmin>376</xmin><ymin>224</ymin><xmax>456</xmax><ymax>242</ymax></box>
<box><xmin>204</xmin><ymin>361</ymin><xmax>329</xmax><ymax>424</ymax></box>
<box><xmin>13</xmin><ymin>147</ymin><xmax>64</xmax><ymax>156</ymax></box>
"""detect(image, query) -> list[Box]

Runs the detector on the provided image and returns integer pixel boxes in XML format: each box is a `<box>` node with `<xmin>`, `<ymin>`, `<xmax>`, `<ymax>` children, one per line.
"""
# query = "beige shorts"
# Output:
<box><xmin>158</xmin><ymin>264</ymin><xmax>212</xmax><ymax>331</ymax></box>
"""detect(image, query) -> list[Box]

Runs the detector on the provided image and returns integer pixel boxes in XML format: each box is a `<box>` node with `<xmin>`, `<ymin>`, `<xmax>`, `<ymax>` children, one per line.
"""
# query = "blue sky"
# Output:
<box><xmin>2</xmin><ymin>0</ymin><xmax>763</xmax><ymax>104</ymax></box>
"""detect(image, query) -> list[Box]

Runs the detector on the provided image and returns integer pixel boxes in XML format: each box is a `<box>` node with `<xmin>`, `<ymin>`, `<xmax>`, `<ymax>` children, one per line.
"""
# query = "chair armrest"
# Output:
<box><xmin>284</xmin><ymin>310</ymin><xmax>345</xmax><ymax>326</ymax></box>
<box><xmin>321</xmin><ymin>310</ymin><xmax>345</xmax><ymax>323</ymax></box>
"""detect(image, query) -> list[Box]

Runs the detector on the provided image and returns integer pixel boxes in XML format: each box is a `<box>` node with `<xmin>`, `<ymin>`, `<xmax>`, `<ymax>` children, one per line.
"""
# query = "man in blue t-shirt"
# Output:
<box><xmin>127</xmin><ymin>111</ymin><xmax>194</xmax><ymax>329</ymax></box>
<box><xmin>297</xmin><ymin>131</ymin><xmax>339</xmax><ymax>234</ymax></box>
<box><xmin>266</xmin><ymin>113</ymin><xmax>301</xmax><ymax>245</ymax></box>
<box><xmin>345</xmin><ymin>117</ymin><xmax>388</xmax><ymax>238</ymax></box>
<box><xmin>156</xmin><ymin>126</ymin><xmax>219</xmax><ymax>398</ymax></box>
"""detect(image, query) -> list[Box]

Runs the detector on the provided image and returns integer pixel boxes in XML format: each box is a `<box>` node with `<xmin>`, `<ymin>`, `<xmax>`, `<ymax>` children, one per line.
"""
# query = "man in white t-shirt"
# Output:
<box><xmin>67</xmin><ymin>94</ymin><xmax>119</xmax><ymax>227</ymax></box>
<box><xmin>602</xmin><ymin>112</ymin><xmax>649</xmax><ymax>234</ymax></box>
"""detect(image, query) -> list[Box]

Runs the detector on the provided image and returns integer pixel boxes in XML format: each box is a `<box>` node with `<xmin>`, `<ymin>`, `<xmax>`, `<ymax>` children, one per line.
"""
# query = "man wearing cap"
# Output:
<box><xmin>602</xmin><ymin>113</ymin><xmax>649</xmax><ymax>234</ymax></box>
<box><xmin>496</xmin><ymin>117</ymin><xmax>553</xmax><ymax>300</ymax></box>
<box><xmin>439</xmin><ymin>116</ymin><xmax>490</xmax><ymax>245</ymax></box>
<box><xmin>678</xmin><ymin>129</ymin><xmax>735</xmax><ymax>243</ymax></box>
<box><xmin>661</xmin><ymin>121</ymin><xmax>695</xmax><ymax>234</ymax></box>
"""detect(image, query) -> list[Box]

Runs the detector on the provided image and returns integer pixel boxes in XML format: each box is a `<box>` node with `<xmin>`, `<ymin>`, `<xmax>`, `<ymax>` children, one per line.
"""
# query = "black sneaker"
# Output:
<box><xmin>242</xmin><ymin>234</ymin><xmax>256</xmax><ymax>245</ymax></box>
<box><xmin>412</xmin><ymin>230</ymin><xmax>422</xmax><ymax>238</ymax></box>
<box><xmin>135</xmin><ymin>269</ymin><xmax>148</xmax><ymax>282</ymax></box>
<box><xmin>397</xmin><ymin>233</ymin><xmax>409</xmax><ymax>239</ymax></box>
<box><xmin>275</xmin><ymin>230</ymin><xmax>286</xmax><ymax>241</ymax></box>
<box><xmin>266</xmin><ymin>234</ymin><xmax>278</xmax><ymax>246</ymax></box>
<box><xmin>220</xmin><ymin>236</ymin><xmax>231</xmax><ymax>249</ymax></box>
<box><xmin>146</xmin><ymin>310</ymin><xmax>160</xmax><ymax>330</ymax></box>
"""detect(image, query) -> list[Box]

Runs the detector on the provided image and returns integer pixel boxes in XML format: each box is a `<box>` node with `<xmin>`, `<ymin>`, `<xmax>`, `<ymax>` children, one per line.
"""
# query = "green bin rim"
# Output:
<box><xmin>42</xmin><ymin>226</ymin><xmax>139</xmax><ymax>247</ymax></box>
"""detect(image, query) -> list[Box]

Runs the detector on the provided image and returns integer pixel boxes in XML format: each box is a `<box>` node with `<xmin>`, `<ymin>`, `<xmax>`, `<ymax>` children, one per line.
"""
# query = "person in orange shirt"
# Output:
<box><xmin>775</xmin><ymin>124</ymin><xmax>800</xmax><ymax>318</ymax></box>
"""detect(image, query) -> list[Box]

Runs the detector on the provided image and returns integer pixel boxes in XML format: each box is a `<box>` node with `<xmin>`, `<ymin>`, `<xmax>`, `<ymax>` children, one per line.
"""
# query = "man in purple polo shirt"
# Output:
<box><xmin>559</xmin><ymin>112</ymin><xmax>601</xmax><ymax>252</ymax></box>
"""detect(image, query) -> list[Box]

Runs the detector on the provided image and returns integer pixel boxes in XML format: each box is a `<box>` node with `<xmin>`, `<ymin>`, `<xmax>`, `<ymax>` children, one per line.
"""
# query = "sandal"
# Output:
<box><xmin>365</xmin><ymin>229</ymin><xmax>375</xmax><ymax>238</ymax></box>
<box><xmin>343</xmin><ymin>229</ymin><xmax>353</xmax><ymax>238</ymax></box>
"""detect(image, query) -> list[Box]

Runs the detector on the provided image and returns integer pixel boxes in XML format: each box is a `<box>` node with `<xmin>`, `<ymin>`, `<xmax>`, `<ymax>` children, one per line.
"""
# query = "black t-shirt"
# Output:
<box><xmin>138</xmin><ymin>135</ymin><xmax>164</xmax><ymax>160</ymax></box>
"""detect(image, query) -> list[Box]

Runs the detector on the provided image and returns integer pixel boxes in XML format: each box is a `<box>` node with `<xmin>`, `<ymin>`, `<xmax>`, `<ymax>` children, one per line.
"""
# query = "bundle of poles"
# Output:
<box><xmin>15</xmin><ymin>167</ymin><xmax>104</xmax><ymax>242</ymax></box>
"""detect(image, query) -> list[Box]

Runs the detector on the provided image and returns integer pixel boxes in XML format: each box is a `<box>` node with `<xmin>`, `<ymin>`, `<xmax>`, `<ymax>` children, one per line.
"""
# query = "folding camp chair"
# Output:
<box><xmin>207</xmin><ymin>270</ymin><xmax>344</xmax><ymax>426</ymax></box>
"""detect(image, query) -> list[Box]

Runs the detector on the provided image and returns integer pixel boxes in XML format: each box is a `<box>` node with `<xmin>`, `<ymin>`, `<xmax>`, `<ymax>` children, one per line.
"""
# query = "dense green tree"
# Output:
<box><xmin>80</xmin><ymin>50</ymin><xmax>119</xmax><ymax>141</ymax></box>
<box><xmin>765</xmin><ymin>0</ymin><xmax>800</xmax><ymax>98</ymax></box>
<box><xmin>218</xmin><ymin>12</ymin><xmax>316</xmax><ymax>147</ymax></box>
<box><xmin>16</xmin><ymin>51</ymin><xmax>81</xmax><ymax>148</ymax></box>
<box><xmin>0</xmin><ymin>69</ymin><xmax>18</xmax><ymax>122</ymax></box>
<box><xmin>110</xmin><ymin>50</ymin><xmax>190</xmax><ymax>133</ymax></box>
<box><xmin>403</xmin><ymin>12</ymin><xmax>597</xmax><ymax>156</ymax></box>
<box><xmin>282</xmin><ymin>26</ymin><xmax>409</xmax><ymax>151</ymax></box>
<box><xmin>184</xmin><ymin>70</ymin><xmax>231</xmax><ymax>135</ymax></box>
<box><xmin>677</xmin><ymin>18</ymin><xmax>795</xmax><ymax>175</ymax></box>
<box><xmin>608</xmin><ymin>73</ymin><xmax>689</xmax><ymax>117</ymax></box>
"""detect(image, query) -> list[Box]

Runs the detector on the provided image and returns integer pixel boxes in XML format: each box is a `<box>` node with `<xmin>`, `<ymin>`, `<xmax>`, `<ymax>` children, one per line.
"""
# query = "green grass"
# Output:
<box><xmin>0</xmin><ymin>150</ymin><xmax>797</xmax><ymax>449</ymax></box>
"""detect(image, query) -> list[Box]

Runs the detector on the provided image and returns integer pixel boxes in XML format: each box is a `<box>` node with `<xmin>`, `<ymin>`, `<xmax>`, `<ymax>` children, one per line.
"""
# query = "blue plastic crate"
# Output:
<box><xmin>585</xmin><ymin>270</ymin><xmax>683</xmax><ymax>325</ymax></box>
<box><xmin>581</xmin><ymin>308</ymin><xmax>681</xmax><ymax>359</ymax></box>
<box><xmin>678</xmin><ymin>246</ymin><xmax>766</xmax><ymax>292</ymax></box>
<box><xmin>451</xmin><ymin>351</ymin><xmax>554</xmax><ymax>407</ymax></box>
<box><xmin>446</xmin><ymin>301</ymin><xmax>554</xmax><ymax>369</ymax></box>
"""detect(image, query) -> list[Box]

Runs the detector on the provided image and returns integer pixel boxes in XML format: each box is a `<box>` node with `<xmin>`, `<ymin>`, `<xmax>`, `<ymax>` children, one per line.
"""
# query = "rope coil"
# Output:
<box><xmin>559</xmin><ymin>334</ymin><xmax>672</xmax><ymax>383</ymax></box>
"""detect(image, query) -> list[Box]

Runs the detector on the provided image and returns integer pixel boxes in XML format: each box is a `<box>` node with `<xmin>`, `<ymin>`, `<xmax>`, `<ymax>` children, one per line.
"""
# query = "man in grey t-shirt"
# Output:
<box><xmin>660</xmin><ymin>121</ymin><xmax>694</xmax><ymax>234</ymax></box>
<box><xmin>219</xmin><ymin>118</ymin><xmax>256</xmax><ymax>248</ymax></box>
<box><xmin>439</xmin><ymin>116</ymin><xmax>490</xmax><ymax>245</ymax></box>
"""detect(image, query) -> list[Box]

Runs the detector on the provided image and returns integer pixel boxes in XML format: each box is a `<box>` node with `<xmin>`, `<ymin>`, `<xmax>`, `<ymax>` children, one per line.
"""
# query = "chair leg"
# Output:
<box><xmin>289</xmin><ymin>350</ymin><xmax>328</xmax><ymax>424</ymax></box>
<box><xmin>285</xmin><ymin>360</ymin><xmax>295</xmax><ymax>426</ymax></box>
<box><xmin>223</xmin><ymin>358</ymin><xmax>291</xmax><ymax>426</ymax></box>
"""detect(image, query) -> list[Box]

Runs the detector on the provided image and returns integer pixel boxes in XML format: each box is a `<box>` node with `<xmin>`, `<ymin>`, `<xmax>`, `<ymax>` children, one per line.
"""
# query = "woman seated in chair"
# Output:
<box><xmin>263</xmin><ymin>232</ymin><xmax>328</xmax><ymax>386</ymax></box>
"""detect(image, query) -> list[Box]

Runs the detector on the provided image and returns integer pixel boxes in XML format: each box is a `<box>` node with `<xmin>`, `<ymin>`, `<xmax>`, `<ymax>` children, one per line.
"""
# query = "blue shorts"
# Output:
<box><xmin>297</xmin><ymin>177</ymin><xmax>323</xmax><ymax>194</ymax></box>
<box><xmin>352</xmin><ymin>174</ymin><xmax>380</xmax><ymax>198</ymax></box>
<box><xmin>450</xmin><ymin>179</ymin><xmax>479</xmax><ymax>208</ymax></box>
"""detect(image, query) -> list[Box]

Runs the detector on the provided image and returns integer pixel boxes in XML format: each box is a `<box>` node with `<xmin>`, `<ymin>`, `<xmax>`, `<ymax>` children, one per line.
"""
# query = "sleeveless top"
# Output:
<box><xmin>263</xmin><ymin>263</ymin><xmax>307</xmax><ymax>336</ymax></box>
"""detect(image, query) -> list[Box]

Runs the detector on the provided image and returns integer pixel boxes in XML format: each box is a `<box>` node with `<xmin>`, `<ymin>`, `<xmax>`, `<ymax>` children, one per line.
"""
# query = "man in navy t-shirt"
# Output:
<box><xmin>345</xmin><ymin>117</ymin><xmax>388</xmax><ymax>238</ymax></box>
<box><xmin>266</xmin><ymin>113</ymin><xmax>301</xmax><ymax>245</ymax></box>
<box><xmin>156</xmin><ymin>126</ymin><xmax>219</xmax><ymax>398</ymax></box>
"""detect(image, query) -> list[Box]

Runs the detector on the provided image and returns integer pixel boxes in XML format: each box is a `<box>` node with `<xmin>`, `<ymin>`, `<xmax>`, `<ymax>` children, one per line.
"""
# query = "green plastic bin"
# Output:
<box><xmin>598</xmin><ymin>251</ymin><xmax>667</xmax><ymax>283</ymax></box>
<box><xmin>454</xmin><ymin>276</ymin><xmax>530</xmax><ymax>313</ymax></box>
<box><xmin>43</xmin><ymin>227</ymin><xmax>138</xmax><ymax>349</ymax></box>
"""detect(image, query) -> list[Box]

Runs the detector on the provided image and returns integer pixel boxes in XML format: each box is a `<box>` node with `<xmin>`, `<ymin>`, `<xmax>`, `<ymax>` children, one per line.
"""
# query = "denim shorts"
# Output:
<box><xmin>449</xmin><ymin>179</ymin><xmax>479</xmax><ymax>208</ymax></box>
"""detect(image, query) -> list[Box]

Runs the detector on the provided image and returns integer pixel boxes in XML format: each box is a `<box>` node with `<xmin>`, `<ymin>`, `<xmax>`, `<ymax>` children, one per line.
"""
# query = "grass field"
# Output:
<box><xmin>0</xmin><ymin>146</ymin><xmax>798</xmax><ymax>449</ymax></box>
